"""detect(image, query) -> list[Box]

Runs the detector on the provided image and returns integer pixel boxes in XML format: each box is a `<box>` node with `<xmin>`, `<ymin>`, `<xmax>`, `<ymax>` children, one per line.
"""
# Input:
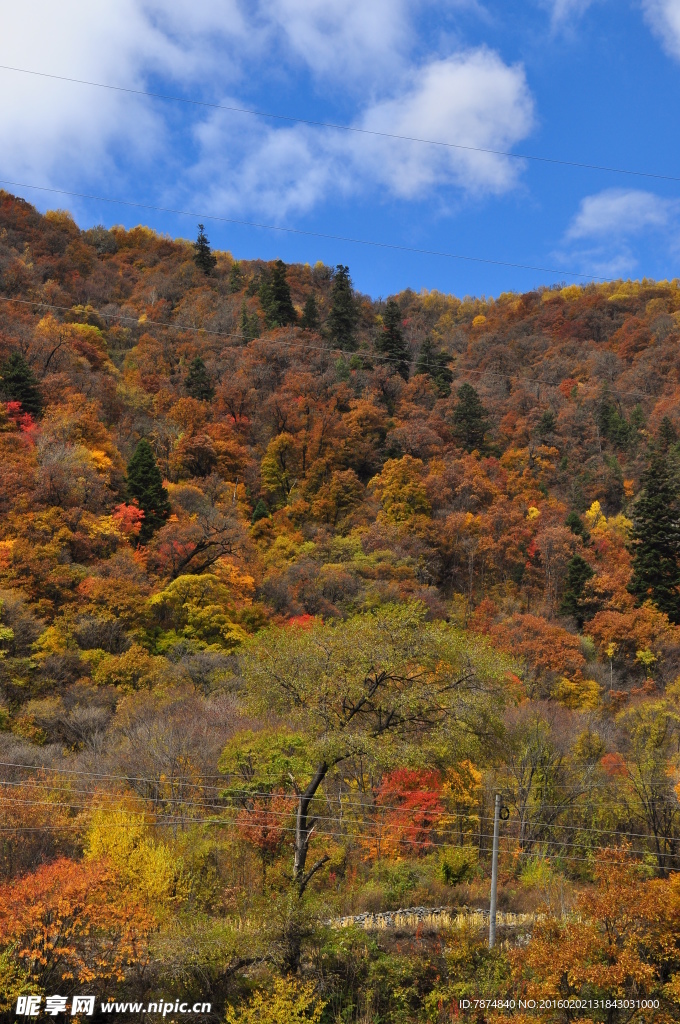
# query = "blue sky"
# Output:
<box><xmin>2</xmin><ymin>0</ymin><xmax>680</xmax><ymax>299</ymax></box>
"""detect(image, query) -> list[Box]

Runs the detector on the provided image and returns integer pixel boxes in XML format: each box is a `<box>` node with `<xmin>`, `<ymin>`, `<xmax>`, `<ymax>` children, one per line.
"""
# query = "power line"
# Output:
<box><xmin>2</xmin><ymin>772</ymin><xmax>678</xmax><ymax>829</ymax></box>
<box><xmin>0</xmin><ymin>793</ymin><xmax>664</xmax><ymax>860</ymax></box>
<box><xmin>1</xmin><ymin>63</ymin><xmax>678</xmax><ymax>186</ymax></box>
<box><xmin>0</xmin><ymin>177</ymin><xmax>608</xmax><ymax>282</ymax></box>
<box><xmin>3</xmin><ymin>760</ymin><xmax>678</xmax><ymax>799</ymax></box>
<box><xmin>0</xmin><ymin>293</ymin><xmax>655</xmax><ymax>402</ymax></box>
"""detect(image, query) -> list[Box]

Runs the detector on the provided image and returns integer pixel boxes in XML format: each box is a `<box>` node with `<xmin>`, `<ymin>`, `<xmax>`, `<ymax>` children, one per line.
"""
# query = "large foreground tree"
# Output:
<box><xmin>222</xmin><ymin>604</ymin><xmax>508</xmax><ymax>898</ymax></box>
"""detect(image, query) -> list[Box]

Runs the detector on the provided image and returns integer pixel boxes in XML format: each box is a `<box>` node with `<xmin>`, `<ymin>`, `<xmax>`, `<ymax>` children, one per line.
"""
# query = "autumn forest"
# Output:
<box><xmin>2</xmin><ymin>190</ymin><xmax>680</xmax><ymax>1022</ymax></box>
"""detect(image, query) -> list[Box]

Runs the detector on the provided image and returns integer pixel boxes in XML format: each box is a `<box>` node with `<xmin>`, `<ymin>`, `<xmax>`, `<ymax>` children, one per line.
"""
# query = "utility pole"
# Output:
<box><xmin>489</xmin><ymin>792</ymin><xmax>501</xmax><ymax>949</ymax></box>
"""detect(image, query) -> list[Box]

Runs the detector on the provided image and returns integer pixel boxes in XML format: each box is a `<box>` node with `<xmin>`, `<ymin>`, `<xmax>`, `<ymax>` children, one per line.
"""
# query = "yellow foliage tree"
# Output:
<box><xmin>225</xmin><ymin>978</ymin><xmax>325</xmax><ymax>1024</ymax></box>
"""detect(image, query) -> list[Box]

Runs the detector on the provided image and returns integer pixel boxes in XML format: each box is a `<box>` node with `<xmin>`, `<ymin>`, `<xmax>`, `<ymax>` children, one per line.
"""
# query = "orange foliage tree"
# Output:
<box><xmin>0</xmin><ymin>857</ymin><xmax>154</xmax><ymax>996</ymax></box>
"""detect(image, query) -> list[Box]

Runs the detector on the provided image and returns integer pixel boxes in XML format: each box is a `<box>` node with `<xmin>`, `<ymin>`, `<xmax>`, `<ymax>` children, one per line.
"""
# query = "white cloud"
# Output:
<box><xmin>555</xmin><ymin>188</ymin><xmax>678</xmax><ymax>281</ymax></box>
<box><xmin>0</xmin><ymin>0</ymin><xmax>249</xmax><ymax>184</ymax></box>
<box><xmin>256</xmin><ymin>0</ymin><xmax>415</xmax><ymax>84</ymax></box>
<box><xmin>547</xmin><ymin>0</ymin><xmax>598</xmax><ymax>24</ymax></box>
<box><xmin>566</xmin><ymin>188</ymin><xmax>675</xmax><ymax>239</ymax></box>
<box><xmin>0</xmin><ymin>1</ymin><xmax>535</xmax><ymax>220</ymax></box>
<box><xmin>189</xmin><ymin>50</ymin><xmax>535</xmax><ymax>218</ymax></box>
<box><xmin>353</xmin><ymin>51</ymin><xmax>534</xmax><ymax>198</ymax></box>
<box><xmin>642</xmin><ymin>0</ymin><xmax>680</xmax><ymax>59</ymax></box>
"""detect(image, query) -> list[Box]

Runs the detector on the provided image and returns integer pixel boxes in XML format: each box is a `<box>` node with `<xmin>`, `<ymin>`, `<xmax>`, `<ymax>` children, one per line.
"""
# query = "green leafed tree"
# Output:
<box><xmin>126</xmin><ymin>439</ymin><xmax>171</xmax><ymax>543</ymax></box>
<box><xmin>375</xmin><ymin>299</ymin><xmax>410</xmax><ymax>380</ymax></box>
<box><xmin>184</xmin><ymin>356</ymin><xmax>215</xmax><ymax>402</ymax></box>
<box><xmin>193</xmin><ymin>223</ymin><xmax>217</xmax><ymax>275</ymax></box>
<box><xmin>229</xmin><ymin>260</ymin><xmax>243</xmax><ymax>293</ymax></box>
<box><xmin>326</xmin><ymin>265</ymin><xmax>358</xmax><ymax>349</ymax></box>
<box><xmin>228</xmin><ymin>604</ymin><xmax>507</xmax><ymax>899</ymax></box>
<box><xmin>658</xmin><ymin>415</ymin><xmax>678</xmax><ymax>453</ymax></box>
<box><xmin>414</xmin><ymin>336</ymin><xmax>453</xmax><ymax>396</ymax></box>
<box><xmin>239</xmin><ymin>301</ymin><xmax>260</xmax><ymax>342</ymax></box>
<box><xmin>260</xmin><ymin>260</ymin><xmax>297</xmax><ymax>328</ymax></box>
<box><xmin>300</xmin><ymin>293</ymin><xmax>320</xmax><ymax>332</ymax></box>
<box><xmin>251</xmin><ymin>498</ymin><xmax>270</xmax><ymax>525</ymax></box>
<box><xmin>559</xmin><ymin>554</ymin><xmax>595</xmax><ymax>628</ymax></box>
<box><xmin>452</xmin><ymin>383</ymin><xmax>490</xmax><ymax>452</ymax></box>
<box><xmin>628</xmin><ymin>450</ymin><xmax>680</xmax><ymax>623</ymax></box>
<box><xmin>0</xmin><ymin>352</ymin><xmax>43</xmax><ymax>417</ymax></box>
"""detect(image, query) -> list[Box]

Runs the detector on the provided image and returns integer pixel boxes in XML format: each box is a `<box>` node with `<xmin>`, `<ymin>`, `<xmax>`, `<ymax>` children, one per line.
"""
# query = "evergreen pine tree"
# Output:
<box><xmin>538</xmin><ymin>409</ymin><xmax>557</xmax><ymax>436</ymax></box>
<box><xmin>559</xmin><ymin>554</ymin><xmax>595</xmax><ymax>627</ymax></box>
<box><xmin>326</xmin><ymin>265</ymin><xmax>358</xmax><ymax>350</ymax></box>
<box><xmin>260</xmin><ymin>260</ymin><xmax>297</xmax><ymax>328</ymax></box>
<box><xmin>628</xmin><ymin>450</ymin><xmax>680</xmax><ymax>623</ymax></box>
<box><xmin>376</xmin><ymin>299</ymin><xmax>410</xmax><ymax>380</ymax></box>
<box><xmin>185</xmin><ymin>356</ymin><xmax>215</xmax><ymax>401</ymax></box>
<box><xmin>414</xmin><ymin>336</ymin><xmax>453</xmax><ymax>396</ymax></box>
<box><xmin>565</xmin><ymin>510</ymin><xmax>588</xmax><ymax>540</ymax></box>
<box><xmin>239</xmin><ymin>302</ymin><xmax>260</xmax><ymax>342</ymax></box>
<box><xmin>193</xmin><ymin>223</ymin><xmax>217</xmax><ymax>275</ymax></box>
<box><xmin>126</xmin><ymin>439</ymin><xmax>171</xmax><ymax>543</ymax></box>
<box><xmin>0</xmin><ymin>352</ymin><xmax>43</xmax><ymax>417</ymax></box>
<box><xmin>452</xmin><ymin>383</ymin><xmax>490</xmax><ymax>452</ymax></box>
<box><xmin>658</xmin><ymin>415</ymin><xmax>678</xmax><ymax>452</ymax></box>
<box><xmin>300</xmin><ymin>293</ymin><xmax>320</xmax><ymax>331</ymax></box>
<box><xmin>251</xmin><ymin>498</ymin><xmax>270</xmax><ymax>524</ymax></box>
<box><xmin>229</xmin><ymin>261</ymin><xmax>243</xmax><ymax>293</ymax></box>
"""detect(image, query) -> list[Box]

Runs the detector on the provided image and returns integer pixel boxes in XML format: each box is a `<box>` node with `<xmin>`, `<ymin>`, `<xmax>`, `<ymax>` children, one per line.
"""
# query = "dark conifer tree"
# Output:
<box><xmin>126</xmin><ymin>439</ymin><xmax>171</xmax><ymax>543</ymax></box>
<box><xmin>300</xmin><ymin>293</ymin><xmax>320</xmax><ymax>331</ymax></box>
<box><xmin>375</xmin><ymin>299</ymin><xmax>410</xmax><ymax>380</ymax></box>
<box><xmin>251</xmin><ymin>498</ymin><xmax>270</xmax><ymax>524</ymax></box>
<box><xmin>239</xmin><ymin>301</ymin><xmax>260</xmax><ymax>342</ymax></box>
<box><xmin>565</xmin><ymin>510</ymin><xmax>588</xmax><ymax>540</ymax></box>
<box><xmin>193</xmin><ymin>223</ymin><xmax>217</xmax><ymax>275</ymax></box>
<box><xmin>260</xmin><ymin>260</ymin><xmax>297</xmax><ymax>328</ymax></box>
<box><xmin>452</xmin><ymin>383</ymin><xmax>490</xmax><ymax>452</ymax></box>
<box><xmin>326</xmin><ymin>265</ymin><xmax>358</xmax><ymax>349</ymax></box>
<box><xmin>628</xmin><ymin>450</ymin><xmax>680</xmax><ymax>623</ymax></box>
<box><xmin>0</xmin><ymin>352</ymin><xmax>43</xmax><ymax>417</ymax></box>
<box><xmin>185</xmin><ymin>356</ymin><xmax>215</xmax><ymax>402</ymax></box>
<box><xmin>229</xmin><ymin>261</ymin><xmax>243</xmax><ymax>293</ymax></box>
<box><xmin>658</xmin><ymin>415</ymin><xmax>678</xmax><ymax>452</ymax></box>
<box><xmin>559</xmin><ymin>554</ymin><xmax>595</xmax><ymax>627</ymax></box>
<box><xmin>414</xmin><ymin>336</ymin><xmax>453</xmax><ymax>396</ymax></box>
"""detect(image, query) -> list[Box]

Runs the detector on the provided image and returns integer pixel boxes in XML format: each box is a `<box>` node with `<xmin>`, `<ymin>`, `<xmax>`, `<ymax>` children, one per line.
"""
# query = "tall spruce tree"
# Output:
<box><xmin>300</xmin><ymin>292</ymin><xmax>320</xmax><ymax>331</ymax></box>
<box><xmin>126</xmin><ymin>439</ymin><xmax>171</xmax><ymax>543</ymax></box>
<box><xmin>228</xmin><ymin>260</ymin><xmax>243</xmax><ymax>293</ymax></box>
<box><xmin>559</xmin><ymin>554</ymin><xmax>595</xmax><ymax>628</ymax></box>
<box><xmin>326</xmin><ymin>265</ymin><xmax>358</xmax><ymax>349</ymax></box>
<box><xmin>414</xmin><ymin>336</ymin><xmax>453</xmax><ymax>396</ymax></box>
<box><xmin>193</xmin><ymin>223</ymin><xmax>217</xmax><ymax>275</ymax></box>
<box><xmin>452</xmin><ymin>383</ymin><xmax>490</xmax><ymax>452</ymax></box>
<box><xmin>628</xmin><ymin>450</ymin><xmax>680</xmax><ymax>623</ymax></box>
<box><xmin>185</xmin><ymin>356</ymin><xmax>215</xmax><ymax>402</ymax></box>
<box><xmin>239</xmin><ymin>301</ymin><xmax>260</xmax><ymax>342</ymax></box>
<box><xmin>658</xmin><ymin>415</ymin><xmax>678</xmax><ymax>453</ymax></box>
<box><xmin>0</xmin><ymin>352</ymin><xmax>43</xmax><ymax>417</ymax></box>
<box><xmin>376</xmin><ymin>299</ymin><xmax>410</xmax><ymax>380</ymax></box>
<box><xmin>260</xmin><ymin>260</ymin><xmax>297</xmax><ymax>328</ymax></box>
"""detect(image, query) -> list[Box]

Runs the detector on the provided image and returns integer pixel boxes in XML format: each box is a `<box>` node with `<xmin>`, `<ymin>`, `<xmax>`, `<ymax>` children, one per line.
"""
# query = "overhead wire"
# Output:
<box><xmin>1</xmin><ymin>776</ymin><xmax>677</xmax><ymax>850</ymax></box>
<box><xmin>0</xmin><ymin>177</ymin><xmax>610</xmax><ymax>283</ymax></box>
<box><xmin>0</xmin><ymin>792</ymin><xmax>666</xmax><ymax>861</ymax></box>
<box><xmin>0</xmin><ymin>801</ymin><xmax>664</xmax><ymax>867</ymax></box>
<box><xmin>0</xmin><ymin>293</ymin><xmax>657</xmax><ymax>402</ymax></box>
<box><xmin>1</xmin><ymin>775</ymin><xmax>678</xmax><ymax>827</ymax></box>
<box><xmin>1</xmin><ymin>63</ymin><xmax>678</xmax><ymax>185</ymax></box>
<box><xmin>2</xmin><ymin>760</ymin><xmax>678</xmax><ymax>800</ymax></box>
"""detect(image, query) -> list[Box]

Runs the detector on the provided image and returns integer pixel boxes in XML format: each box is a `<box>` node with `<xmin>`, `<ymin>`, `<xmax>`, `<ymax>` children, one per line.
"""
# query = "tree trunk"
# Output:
<box><xmin>292</xmin><ymin>761</ymin><xmax>329</xmax><ymax>895</ymax></box>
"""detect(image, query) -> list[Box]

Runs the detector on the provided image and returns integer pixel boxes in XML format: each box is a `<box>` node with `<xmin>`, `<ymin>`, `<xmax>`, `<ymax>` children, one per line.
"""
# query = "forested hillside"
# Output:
<box><xmin>2</xmin><ymin>189</ymin><xmax>680</xmax><ymax>1021</ymax></box>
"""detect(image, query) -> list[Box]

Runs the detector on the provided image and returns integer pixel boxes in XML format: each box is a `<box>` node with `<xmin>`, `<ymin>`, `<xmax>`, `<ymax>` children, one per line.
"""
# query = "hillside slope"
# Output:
<box><xmin>2</xmin><ymin>190</ymin><xmax>680</xmax><ymax>1017</ymax></box>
